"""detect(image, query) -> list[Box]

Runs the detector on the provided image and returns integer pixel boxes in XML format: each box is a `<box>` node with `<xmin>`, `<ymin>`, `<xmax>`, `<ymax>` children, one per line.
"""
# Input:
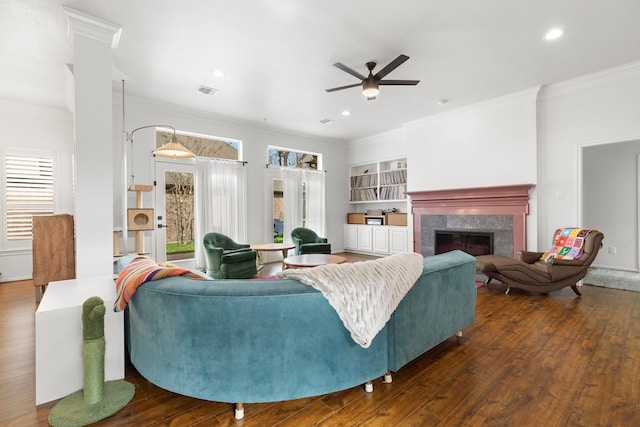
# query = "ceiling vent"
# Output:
<box><xmin>319</xmin><ymin>118</ymin><xmax>334</xmax><ymax>125</ymax></box>
<box><xmin>196</xmin><ymin>85</ymin><xmax>218</xmax><ymax>96</ymax></box>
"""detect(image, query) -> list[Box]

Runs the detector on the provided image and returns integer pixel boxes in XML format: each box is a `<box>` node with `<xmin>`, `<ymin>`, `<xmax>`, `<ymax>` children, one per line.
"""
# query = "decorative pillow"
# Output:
<box><xmin>540</xmin><ymin>228</ymin><xmax>592</xmax><ymax>262</ymax></box>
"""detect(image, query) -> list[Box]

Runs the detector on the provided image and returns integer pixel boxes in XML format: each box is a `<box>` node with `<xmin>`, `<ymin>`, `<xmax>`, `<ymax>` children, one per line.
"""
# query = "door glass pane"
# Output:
<box><xmin>165</xmin><ymin>171</ymin><xmax>194</xmax><ymax>261</ymax></box>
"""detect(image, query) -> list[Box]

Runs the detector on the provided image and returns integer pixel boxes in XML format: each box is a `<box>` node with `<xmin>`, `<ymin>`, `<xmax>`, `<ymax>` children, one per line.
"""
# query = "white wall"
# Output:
<box><xmin>538</xmin><ymin>62</ymin><xmax>640</xmax><ymax>259</ymax></box>
<box><xmin>402</xmin><ymin>88</ymin><xmax>540</xmax><ymax>249</ymax></box>
<box><xmin>348</xmin><ymin>128</ymin><xmax>408</xmax><ymax>165</ymax></box>
<box><xmin>404</xmin><ymin>88</ymin><xmax>539</xmax><ymax>191</ymax></box>
<box><xmin>113</xmin><ymin>94</ymin><xmax>349</xmax><ymax>256</ymax></box>
<box><xmin>0</xmin><ymin>99</ymin><xmax>74</xmax><ymax>282</ymax></box>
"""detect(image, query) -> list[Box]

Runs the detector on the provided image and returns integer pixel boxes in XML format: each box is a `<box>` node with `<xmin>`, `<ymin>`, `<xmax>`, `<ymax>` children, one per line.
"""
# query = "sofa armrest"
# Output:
<box><xmin>315</xmin><ymin>237</ymin><xmax>328</xmax><ymax>243</ymax></box>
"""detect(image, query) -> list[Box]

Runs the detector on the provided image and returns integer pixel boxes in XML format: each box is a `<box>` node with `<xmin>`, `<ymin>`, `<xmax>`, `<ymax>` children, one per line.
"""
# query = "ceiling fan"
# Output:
<box><xmin>325</xmin><ymin>54</ymin><xmax>420</xmax><ymax>99</ymax></box>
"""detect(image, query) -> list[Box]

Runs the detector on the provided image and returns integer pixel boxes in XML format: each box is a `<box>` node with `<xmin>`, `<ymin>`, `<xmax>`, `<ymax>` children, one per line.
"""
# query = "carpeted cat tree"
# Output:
<box><xmin>48</xmin><ymin>296</ymin><xmax>135</xmax><ymax>427</ymax></box>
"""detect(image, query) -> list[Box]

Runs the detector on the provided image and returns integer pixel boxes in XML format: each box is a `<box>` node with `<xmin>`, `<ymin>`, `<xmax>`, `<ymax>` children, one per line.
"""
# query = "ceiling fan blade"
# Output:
<box><xmin>333</xmin><ymin>62</ymin><xmax>367</xmax><ymax>81</ymax></box>
<box><xmin>374</xmin><ymin>54</ymin><xmax>410</xmax><ymax>79</ymax></box>
<box><xmin>325</xmin><ymin>83</ymin><xmax>363</xmax><ymax>93</ymax></box>
<box><xmin>379</xmin><ymin>79</ymin><xmax>420</xmax><ymax>86</ymax></box>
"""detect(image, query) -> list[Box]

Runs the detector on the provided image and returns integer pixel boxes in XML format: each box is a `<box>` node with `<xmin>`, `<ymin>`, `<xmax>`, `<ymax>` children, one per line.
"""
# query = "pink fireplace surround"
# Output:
<box><xmin>408</xmin><ymin>184</ymin><xmax>535</xmax><ymax>258</ymax></box>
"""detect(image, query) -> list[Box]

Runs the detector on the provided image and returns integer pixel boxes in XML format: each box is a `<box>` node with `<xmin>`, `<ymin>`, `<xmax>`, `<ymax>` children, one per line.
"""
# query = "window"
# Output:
<box><xmin>267</xmin><ymin>146</ymin><xmax>325</xmax><ymax>243</ymax></box>
<box><xmin>157</xmin><ymin>130</ymin><xmax>240</xmax><ymax>160</ymax></box>
<box><xmin>2</xmin><ymin>150</ymin><xmax>55</xmax><ymax>250</ymax></box>
<box><xmin>267</xmin><ymin>146</ymin><xmax>319</xmax><ymax>170</ymax></box>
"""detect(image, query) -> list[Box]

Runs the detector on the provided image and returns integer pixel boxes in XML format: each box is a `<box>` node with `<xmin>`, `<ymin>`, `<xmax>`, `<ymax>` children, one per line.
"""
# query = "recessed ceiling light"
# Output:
<box><xmin>212</xmin><ymin>69</ymin><xmax>225</xmax><ymax>77</ymax></box>
<box><xmin>545</xmin><ymin>27</ymin><xmax>564</xmax><ymax>41</ymax></box>
<box><xmin>341</xmin><ymin>110</ymin><xmax>351</xmax><ymax>116</ymax></box>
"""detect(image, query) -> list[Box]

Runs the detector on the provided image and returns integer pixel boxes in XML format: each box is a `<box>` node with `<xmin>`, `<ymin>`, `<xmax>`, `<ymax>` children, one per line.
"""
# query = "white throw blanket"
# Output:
<box><xmin>276</xmin><ymin>252</ymin><xmax>424</xmax><ymax>348</ymax></box>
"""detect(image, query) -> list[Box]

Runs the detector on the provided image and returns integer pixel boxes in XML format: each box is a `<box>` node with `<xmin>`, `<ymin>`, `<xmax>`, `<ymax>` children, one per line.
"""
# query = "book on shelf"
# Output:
<box><xmin>380</xmin><ymin>169</ymin><xmax>407</xmax><ymax>185</ymax></box>
<box><xmin>379</xmin><ymin>184</ymin><xmax>407</xmax><ymax>200</ymax></box>
<box><xmin>350</xmin><ymin>173</ymin><xmax>378</xmax><ymax>188</ymax></box>
<box><xmin>350</xmin><ymin>188</ymin><xmax>378</xmax><ymax>202</ymax></box>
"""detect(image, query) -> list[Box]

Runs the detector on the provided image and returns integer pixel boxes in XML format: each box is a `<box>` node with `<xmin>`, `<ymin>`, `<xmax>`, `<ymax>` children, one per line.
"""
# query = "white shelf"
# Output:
<box><xmin>349</xmin><ymin>158</ymin><xmax>407</xmax><ymax>203</ymax></box>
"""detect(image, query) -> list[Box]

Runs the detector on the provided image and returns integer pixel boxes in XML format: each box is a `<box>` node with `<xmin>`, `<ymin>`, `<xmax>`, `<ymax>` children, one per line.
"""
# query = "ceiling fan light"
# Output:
<box><xmin>362</xmin><ymin>80</ymin><xmax>379</xmax><ymax>97</ymax></box>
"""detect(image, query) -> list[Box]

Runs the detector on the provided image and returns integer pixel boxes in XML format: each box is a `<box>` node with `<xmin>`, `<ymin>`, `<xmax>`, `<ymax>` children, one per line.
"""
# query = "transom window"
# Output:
<box><xmin>157</xmin><ymin>130</ymin><xmax>240</xmax><ymax>160</ymax></box>
<box><xmin>267</xmin><ymin>146</ymin><xmax>320</xmax><ymax>170</ymax></box>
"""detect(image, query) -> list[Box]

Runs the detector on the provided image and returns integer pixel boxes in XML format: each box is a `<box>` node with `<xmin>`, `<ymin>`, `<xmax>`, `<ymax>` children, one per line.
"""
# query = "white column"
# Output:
<box><xmin>63</xmin><ymin>8</ymin><xmax>122</xmax><ymax>278</ymax></box>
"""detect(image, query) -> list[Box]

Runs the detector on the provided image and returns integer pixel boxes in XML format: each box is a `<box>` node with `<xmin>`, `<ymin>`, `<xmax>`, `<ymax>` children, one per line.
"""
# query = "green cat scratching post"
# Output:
<box><xmin>48</xmin><ymin>296</ymin><xmax>135</xmax><ymax>427</ymax></box>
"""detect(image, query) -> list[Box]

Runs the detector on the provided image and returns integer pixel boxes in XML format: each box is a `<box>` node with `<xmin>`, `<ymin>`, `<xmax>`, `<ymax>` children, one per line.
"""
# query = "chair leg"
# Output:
<box><xmin>505</xmin><ymin>286</ymin><xmax>511</xmax><ymax>295</ymax></box>
<box><xmin>383</xmin><ymin>371</ymin><xmax>393</xmax><ymax>383</ymax></box>
<box><xmin>570</xmin><ymin>285</ymin><xmax>582</xmax><ymax>296</ymax></box>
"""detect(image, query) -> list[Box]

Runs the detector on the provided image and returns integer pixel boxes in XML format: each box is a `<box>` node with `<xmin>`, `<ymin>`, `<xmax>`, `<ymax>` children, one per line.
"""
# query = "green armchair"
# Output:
<box><xmin>203</xmin><ymin>232</ymin><xmax>257</xmax><ymax>279</ymax></box>
<box><xmin>291</xmin><ymin>227</ymin><xmax>331</xmax><ymax>255</ymax></box>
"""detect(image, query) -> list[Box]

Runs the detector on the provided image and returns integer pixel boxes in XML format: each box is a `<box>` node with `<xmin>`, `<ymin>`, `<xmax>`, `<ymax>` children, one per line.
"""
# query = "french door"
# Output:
<box><xmin>154</xmin><ymin>160</ymin><xmax>195</xmax><ymax>264</ymax></box>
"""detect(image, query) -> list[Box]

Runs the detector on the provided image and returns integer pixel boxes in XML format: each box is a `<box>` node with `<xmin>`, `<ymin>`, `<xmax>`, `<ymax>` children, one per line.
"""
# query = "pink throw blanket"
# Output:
<box><xmin>114</xmin><ymin>256</ymin><xmax>205</xmax><ymax>312</ymax></box>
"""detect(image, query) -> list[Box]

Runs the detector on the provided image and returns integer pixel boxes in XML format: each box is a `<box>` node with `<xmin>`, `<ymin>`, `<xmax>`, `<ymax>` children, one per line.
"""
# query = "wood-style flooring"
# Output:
<box><xmin>2</xmin><ymin>252</ymin><xmax>640</xmax><ymax>426</ymax></box>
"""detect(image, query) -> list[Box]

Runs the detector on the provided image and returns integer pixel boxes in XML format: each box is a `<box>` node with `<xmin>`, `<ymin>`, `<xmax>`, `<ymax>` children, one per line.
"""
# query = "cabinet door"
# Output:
<box><xmin>389</xmin><ymin>227</ymin><xmax>407</xmax><ymax>253</ymax></box>
<box><xmin>372</xmin><ymin>227</ymin><xmax>389</xmax><ymax>254</ymax></box>
<box><xmin>357</xmin><ymin>226</ymin><xmax>373</xmax><ymax>251</ymax></box>
<box><xmin>344</xmin><ymin>225</ymin><xmax>358</xmax><ymax>250</ymax></box>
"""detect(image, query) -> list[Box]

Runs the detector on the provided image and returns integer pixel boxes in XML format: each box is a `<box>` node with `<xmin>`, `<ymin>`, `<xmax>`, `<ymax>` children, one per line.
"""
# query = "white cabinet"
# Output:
<box><xmin>344</xmin><ymin>224</ymin><xmax>358</xmax><ymax>250</ymax></box>
<box><xmin>389</xmin><ymin>227</ymin><xmax>408</xmax><ymax>253</ymax></box>
<box><xmin>344</xmin><ymin>225</ymin><xmax>374</xmax><ymax>252</ymax></box>
<box><xmin>344</xmin><ymin>224</ymin><xmax>407</xmax><ymax>255</ymax></box>
<box><xmin>372</xmin><ymin>227</ymin><xmax>389</xmax><ymax>253</ymax></box>
<box><xmin>357</xmin><ymin>226</ymin><xmax>373</xmax><ymax>251</ymax></box>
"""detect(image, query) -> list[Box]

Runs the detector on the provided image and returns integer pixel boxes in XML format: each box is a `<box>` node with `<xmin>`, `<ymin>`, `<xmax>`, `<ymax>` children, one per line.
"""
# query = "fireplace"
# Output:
<box><xmin>408</xmin><ymin>184</ymin><xmax>534</xmax><ymax>258</ymax></box>
<box><xmin>435</xmin><ymin>230</ymin><xmax>494</xmax><ymax>256</ymax></box>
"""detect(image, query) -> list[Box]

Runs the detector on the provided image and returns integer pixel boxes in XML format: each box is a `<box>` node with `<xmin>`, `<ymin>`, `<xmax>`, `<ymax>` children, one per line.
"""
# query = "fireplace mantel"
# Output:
<box><xmin>408</xmin><ymin>184</ymin><xmax>534</xmax><ymax>257</ymax></box>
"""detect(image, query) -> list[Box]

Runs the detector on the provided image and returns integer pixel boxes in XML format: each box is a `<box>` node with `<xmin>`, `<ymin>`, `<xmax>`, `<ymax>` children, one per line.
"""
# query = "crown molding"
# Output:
<box><xmin>404</xmin><ymin>86</ymin><xmax>541</xmax><ymax>128</ymax></box>
<box><xmin>62</xmin><ymin>7</ymin><xmax>122</xmax><ymax>48</ymax></box>
<box><xmin>539</xmin><ymin>61</ymin><xmax>640</xmax><ymax>100</ymax></box>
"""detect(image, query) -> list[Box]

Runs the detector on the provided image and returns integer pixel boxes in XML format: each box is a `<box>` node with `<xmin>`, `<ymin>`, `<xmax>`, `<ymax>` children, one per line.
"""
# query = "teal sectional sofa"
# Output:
<box><xmin>125</xmin><ymin>250</ymin><xmax>476</xmax><ymax>419</ymax></box>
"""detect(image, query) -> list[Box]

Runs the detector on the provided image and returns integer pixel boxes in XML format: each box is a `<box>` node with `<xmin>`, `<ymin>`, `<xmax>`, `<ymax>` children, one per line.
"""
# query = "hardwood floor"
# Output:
<box><xmin>2</xmin><ymin>253</ymin><xmax>640</xmax><ymax>426</ymax></box>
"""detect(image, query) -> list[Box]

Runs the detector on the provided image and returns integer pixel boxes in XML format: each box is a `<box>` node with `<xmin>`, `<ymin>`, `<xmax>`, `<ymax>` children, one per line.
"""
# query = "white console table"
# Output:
<box><xmin>35</xmin><ymin>275</ymin><xmax>125</xmax><ymax>405</ymax></box>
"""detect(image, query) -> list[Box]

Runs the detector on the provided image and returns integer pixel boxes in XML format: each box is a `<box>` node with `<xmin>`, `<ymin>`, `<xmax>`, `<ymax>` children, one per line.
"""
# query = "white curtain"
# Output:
<box><xmin>275</xmin><ymin>167</ymin><xmax>326</xmax><ymax>244</ymax></box>
<box><xmin>302</xmin><ymin>169</ymin><xmax>326</xmax><ymax>236</ymax></box>
<box><xmin>282</xmin><ymin>168</ymin><xmax>303</xmax><ymax>244</ymax></box>
<box><xmin>194</xmin><ymin>157</ymin><xmax>247</xmax><ymax>270</ymax></box>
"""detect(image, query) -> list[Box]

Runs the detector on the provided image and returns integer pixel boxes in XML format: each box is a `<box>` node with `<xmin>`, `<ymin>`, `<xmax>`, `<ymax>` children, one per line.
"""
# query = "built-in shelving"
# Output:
<box><xmin>349</xmin><ymin>158</ymin><xmax>407</xmax><ymax>203</ymax></box>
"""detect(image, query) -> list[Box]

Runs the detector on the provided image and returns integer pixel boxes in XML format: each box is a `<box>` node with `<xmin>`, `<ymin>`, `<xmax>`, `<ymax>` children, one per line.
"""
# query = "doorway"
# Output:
<box><xmin>154</xmin><ymin>161</ymin><xmax>195</xmax><ymax>265</ymax></box>
<box><xmin>581</xmin><ymin>139</ymin><xmax>640</xmax><ymax>271</ymax></box>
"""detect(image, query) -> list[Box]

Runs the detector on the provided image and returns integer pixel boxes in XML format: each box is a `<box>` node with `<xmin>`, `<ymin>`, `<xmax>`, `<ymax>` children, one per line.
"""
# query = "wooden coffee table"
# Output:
<box><xmin>283</xmin><ymin>254</ymin><xmax>346</xmax><ymax>269</ymax></box>
<box><xmin>250</xmin><ymin>243</ymin><xmax>296</xmax><ymax>270</ymax></box>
